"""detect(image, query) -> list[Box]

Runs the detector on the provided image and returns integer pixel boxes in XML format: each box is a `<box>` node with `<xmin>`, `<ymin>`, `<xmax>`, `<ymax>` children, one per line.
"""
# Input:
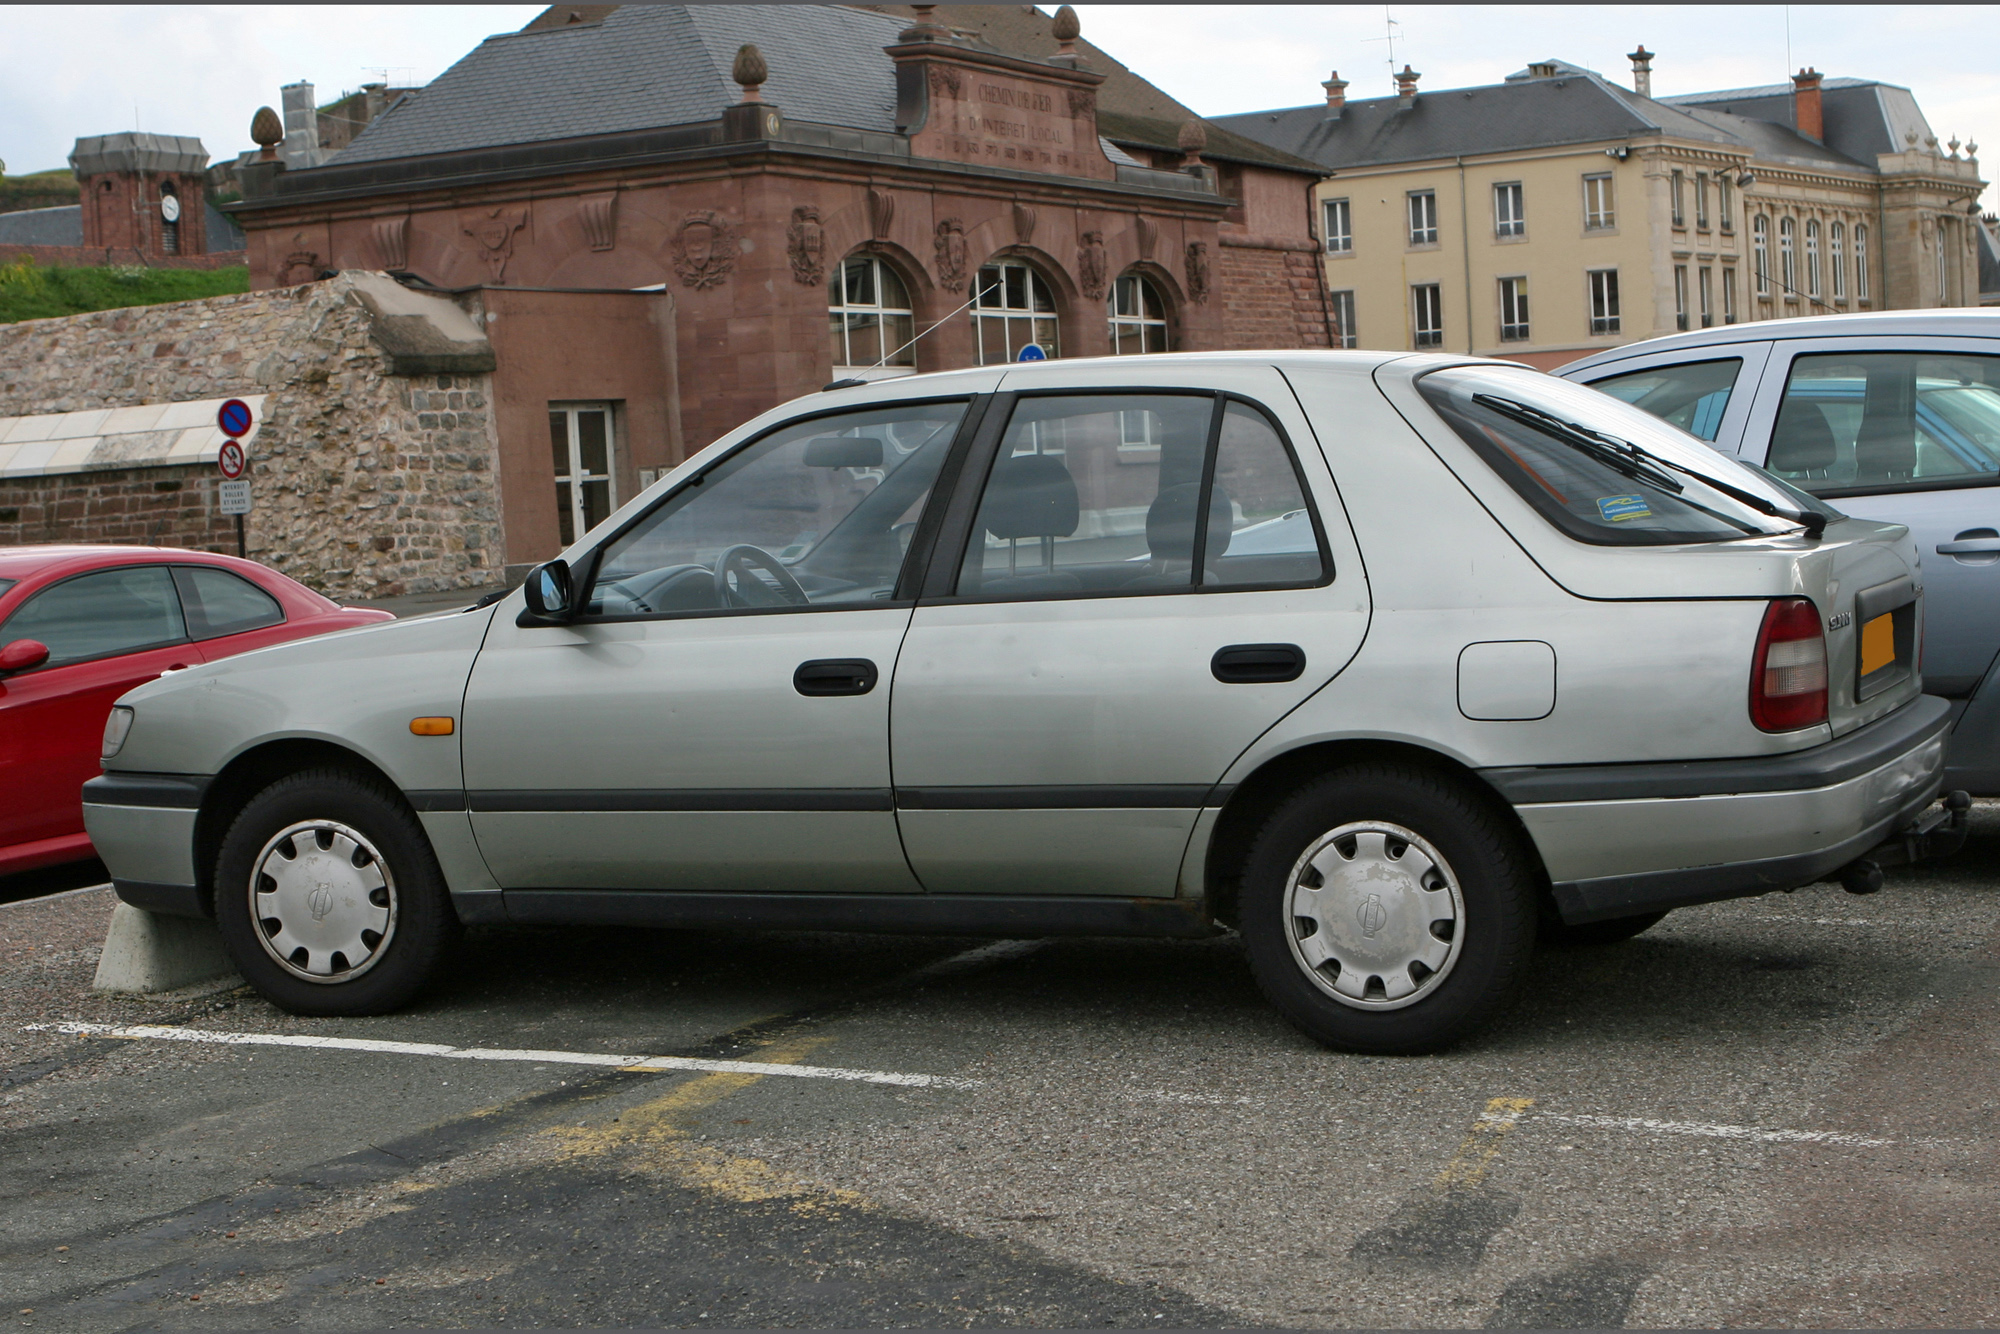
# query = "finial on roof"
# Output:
<box><xmin>250</xmin><ymin>106</ymin><xmax>284</xmax><ymax>161</ymax></box>
<box><xmin>899</xmin><ymin>4</ymin><xmax>946</xmax><ymax>42</ymax></box>
<box><xmin>733</xmin><ymin>44</ymin><xmax>768</xmax><ymax>103</ymax></box>
<box><xmin>1178</xmin><ymin>118</ymin><xmax>1207</xmax><ymax>168</ymax></box>
<box><xmin>1052</xmin><ymin>5</ymin><xmax>1080</xmax><ymax>50</ymax></box>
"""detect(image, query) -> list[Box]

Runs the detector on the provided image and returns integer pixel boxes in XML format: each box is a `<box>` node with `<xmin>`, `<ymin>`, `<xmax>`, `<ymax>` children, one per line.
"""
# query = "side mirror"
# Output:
<box><xmin>519</xmin><ymin>560</ymin><xmax>575</xmax><ymax>624</ymax></box>
<box><xmin>0</xmin><ymin>639</ymin><xmax>50</xmax><ymax>677</ymax></box>
<box><xmin>803</xmin><ymin>435</ymin><xmax>885</xmax><ymax>468</ymax></box>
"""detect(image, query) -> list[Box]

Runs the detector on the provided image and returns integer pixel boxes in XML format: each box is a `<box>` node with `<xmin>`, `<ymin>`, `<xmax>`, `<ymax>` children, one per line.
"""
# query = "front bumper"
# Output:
<box><xmin>82</xmin><ymin>773</ymin><xmax>208</xmax><ymax>918</ymax></box>
<box><xmin>1483</xmin><ymin>696</ymin><xmax>1957</xmax><ymax>925</ymax></box>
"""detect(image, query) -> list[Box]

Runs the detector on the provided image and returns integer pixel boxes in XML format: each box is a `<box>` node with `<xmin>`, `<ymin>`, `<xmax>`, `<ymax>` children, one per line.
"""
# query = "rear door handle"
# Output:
<box><xmin>794</xmin><ymin>658</ymin><xmax>878</xmax><ymax>696</ymax></box>
<box><xmin>1936</xmin><ymin>538</ymin><xmax>2000</xmax><ymax>554</ymax></box>
<box><xmin>1211</xmin><ymin>643</ymin><xmax>1306</xmax><ymax>684</ymax></box>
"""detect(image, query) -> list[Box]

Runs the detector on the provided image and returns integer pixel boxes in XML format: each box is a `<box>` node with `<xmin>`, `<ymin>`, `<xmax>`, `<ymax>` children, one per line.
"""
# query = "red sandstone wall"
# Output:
<box><xmin>1216</xmin><ymin>239</ymin><xmax>1332</xmax><ymax>350</ymax></box>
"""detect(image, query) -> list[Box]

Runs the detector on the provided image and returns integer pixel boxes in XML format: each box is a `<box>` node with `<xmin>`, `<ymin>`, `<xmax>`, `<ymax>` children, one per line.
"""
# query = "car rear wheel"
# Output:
<box><xmin>214</xmin><ymin>769</ymin><xmax>455</xmax><ymax>1015</ymax></box>
<box><xmin>1240</xmin><ymin>765</ymin><xmax>1538</xmax><ymax>1055</ymax></box>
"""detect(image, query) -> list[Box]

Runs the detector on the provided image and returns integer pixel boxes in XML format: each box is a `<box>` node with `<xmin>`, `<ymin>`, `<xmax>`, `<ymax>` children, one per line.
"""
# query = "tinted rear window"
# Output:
<box><xmin>1586</xmin><ymin>358</ymin><xmax>1742</xmax><ymax>441</ymax></box>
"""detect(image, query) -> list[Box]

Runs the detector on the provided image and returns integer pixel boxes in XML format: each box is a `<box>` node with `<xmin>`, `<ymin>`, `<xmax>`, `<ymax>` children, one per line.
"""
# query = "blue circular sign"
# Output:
<box><xmin>217</xmin><ymin>398</ymin><xmax>253</xmax><ymax>438</ymax></box>
<box><xmin>1016</xmin><ymin>343</ymin><xmax>1048</xmax><ymax>362</ymax></box>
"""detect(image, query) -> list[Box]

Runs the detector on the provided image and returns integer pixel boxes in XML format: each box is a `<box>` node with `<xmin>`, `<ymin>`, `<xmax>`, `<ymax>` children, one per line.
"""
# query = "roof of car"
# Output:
<box><xmin>1561</xmin><ymin>309</ymin><xmax>2000</xmax><ymax>374</ymax></box>
<box><xmin>0</xmin><ymin>544</ymin><xmax>259</xmax><ymax>578</ymax></box>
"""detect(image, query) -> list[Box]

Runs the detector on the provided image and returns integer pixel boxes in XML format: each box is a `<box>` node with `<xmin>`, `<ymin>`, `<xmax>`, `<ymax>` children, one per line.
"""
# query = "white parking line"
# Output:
<box><xmin>28</xmin><ymin>1022</ymin><xmax>977</xmax><ymax>1090</ymax></box>
<box><xmin>1538</xmin><ymin>1111</ymin><xmax>1893</xmax><ymax>1147</ymax></box>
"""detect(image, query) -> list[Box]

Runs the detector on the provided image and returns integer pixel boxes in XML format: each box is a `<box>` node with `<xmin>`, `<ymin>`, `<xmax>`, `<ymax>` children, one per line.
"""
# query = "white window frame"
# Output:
<box><xmin>1855</xmin><ymin>224</ymin><xmax>1870</xmax><ymax>300</ymax></box>
<box><xmin>1329</xmin><ymin>289</ymin><xmax>1357</xmax><ymax>348</ymax></box>
<box><xmin>829</xmin><ymin>255</ymin><xmax>917</xmax><ymax>379</ymax></box>
<box><xmin>1723</xmin><ymin>265</ymin><xmax>1738</xmax><ymax>324</ymax></box>
<box><xmin>1107</xmin><ymin>272</ymin><xmax>1170</xmax><ymax>355</ymax></box>
<box><xmin>1498</xmin><ymin>276</ymin><xmax>1529</xmax><ymax>342</ymax></box>
<box><xmin>1674</xmin><ymin>264</ymin><xmax>1689</xmax><ymax>332</ymax></box>
<box><xmin>1779</xmin><ymin>216</ymin><xmax>1798</xmax><ymax>296</ymax></box>
<box><xmin>1830</xmin><ymin>222</ymin><xmax>1847</xmax><ymax>299</ymax></box>
<box><xmin>1805</xmin><ymin>219</ymin><xmax>1822</xmax><ymax>299</ymax></box>
<box><xmin>1411</xmin><ymin>283</ymin><xmax>1444</xmax><ymax>348</ymax></box>
<box><xmin>973</xmin><ymin>260</ymin><xmax>1060</xmax><ymax>366</ymax></box>
<box><xmin>1323</xmin><ymin>197</ymin><xmax>1352</xmax><ymax>254</ymax></box>
<box><xmin>1698</xmin><ymin>265</ymin><xmax>1714</xmax><ymax>328</ymax></box>
<box><xmin>1670</xmin><ymin>169</ymin><xmax>1685</xmax><ymax>227</ymax></box>
<box><xmin>1695</xmin><ymin>171</ymin><xmax>1710</xmax><ymax>230</ymax></box>
<box><xmin>1493</xmin><ymin>182</ymin><xmax>1525</xmax><ymax>238</ymax></box>
<box><xmin>549</xmin><ymin>402</ymin><xmax>617</xmax><ymax>548</ymax></box>
<box><xmin>1718</xmin><ymin>174</ymin><xmax>1734</xmax><ymax>231</ymax></box>
<box><xmin>1588</xmin><ymin>268</ymin><xmax>1620</xmax><ymax>335</ymax></box>
<box><xmin>1408</xmin><ymin>190</ymin><xmax>1439</xmax><ymax>246</ymax></box>
<box><xmin>1753</xmin><ymin>215</ymin><xmax>1771</xmax><ymax>295</ymax></box>
<box><xmin>1583</xmin><ymin>173</ymin><xmax>1615</xmax><ymax>230</ymax></box>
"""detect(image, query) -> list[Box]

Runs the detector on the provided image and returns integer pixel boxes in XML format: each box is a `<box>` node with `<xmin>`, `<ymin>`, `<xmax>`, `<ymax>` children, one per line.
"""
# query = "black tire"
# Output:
<box><xmin>213</xmin><ymin>768</ymin><xmax>456</xmax><ymax>1016</ymax></box>
<box><xmin>1540</xmin><ymin>910</ymin><xmax>1668</xmax><ymax>949</ymax></box>
<box><xmin>1239</xmin><ymin>764</ymin><xmax>1538</xmax><ymax>1055</ymax></box>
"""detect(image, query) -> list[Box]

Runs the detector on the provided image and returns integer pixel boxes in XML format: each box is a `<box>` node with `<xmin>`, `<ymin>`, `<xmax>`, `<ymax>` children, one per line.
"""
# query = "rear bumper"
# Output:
<box><xmin>1485</xmin><ymin>697</ymin><xmax>1955</xmax><ymax>925</ymax></box>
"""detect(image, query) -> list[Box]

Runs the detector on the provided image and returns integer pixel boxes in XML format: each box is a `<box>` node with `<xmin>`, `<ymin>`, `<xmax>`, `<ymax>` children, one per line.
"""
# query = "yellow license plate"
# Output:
<box><xmin>1861</xmin><ymin>612</ymin><xmax>1896</xmax><ymax>676</ymax></box>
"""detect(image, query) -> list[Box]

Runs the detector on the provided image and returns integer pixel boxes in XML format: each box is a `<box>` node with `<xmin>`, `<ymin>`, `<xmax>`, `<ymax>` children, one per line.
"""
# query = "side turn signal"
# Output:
<box><xmin>409</xmin><ymin>717</ymin><xmax>455</xmax><ymax>737</ymax></box>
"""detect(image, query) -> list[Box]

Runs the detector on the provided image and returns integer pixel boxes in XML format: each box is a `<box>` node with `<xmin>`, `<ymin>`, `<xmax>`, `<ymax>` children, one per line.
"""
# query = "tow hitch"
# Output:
<box><xmin>1834</xmin><ymin>790</ymin><xmax>1972</xmax><ymax>895</ymax></box>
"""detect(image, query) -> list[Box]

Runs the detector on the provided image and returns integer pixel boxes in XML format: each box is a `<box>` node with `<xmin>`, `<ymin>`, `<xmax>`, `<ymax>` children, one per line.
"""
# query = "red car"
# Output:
<box><xmin>0</xmin><ymin>546</ymin><xmax>394</xmax><ymax>876</ymax></box>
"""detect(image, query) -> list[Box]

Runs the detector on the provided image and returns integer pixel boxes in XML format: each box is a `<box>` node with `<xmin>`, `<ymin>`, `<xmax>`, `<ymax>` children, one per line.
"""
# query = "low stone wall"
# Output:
<box><xmin>0</xmin><ymin>274</ymin><xmax>505</xmax><ymax>598</ymax></box>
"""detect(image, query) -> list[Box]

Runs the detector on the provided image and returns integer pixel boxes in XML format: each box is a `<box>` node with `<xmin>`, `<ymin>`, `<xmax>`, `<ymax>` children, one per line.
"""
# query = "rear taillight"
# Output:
<box><xmin>1750</xmin><ymin>597</ymin><xmax>1828</xmax><ymax>732</ymax></box>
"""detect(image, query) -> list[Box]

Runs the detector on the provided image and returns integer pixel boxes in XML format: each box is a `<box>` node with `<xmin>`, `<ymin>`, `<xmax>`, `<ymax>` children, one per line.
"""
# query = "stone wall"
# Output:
<box><xmin>0</xmin><ymin>274</ymin><xmax>505</xmax><ymax>597</ymax></box>
<box><xmin>1217</xmin><ymin>237</ymin><xmax>1334</xmax><ymax>351</ymax></box>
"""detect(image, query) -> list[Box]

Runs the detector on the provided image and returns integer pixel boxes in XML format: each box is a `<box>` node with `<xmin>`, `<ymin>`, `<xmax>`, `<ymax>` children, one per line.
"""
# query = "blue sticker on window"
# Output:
<box><xmin>1597</xmin><ymin>495</ymin><xmax>1651</xmax><ymax>523</ymax></box>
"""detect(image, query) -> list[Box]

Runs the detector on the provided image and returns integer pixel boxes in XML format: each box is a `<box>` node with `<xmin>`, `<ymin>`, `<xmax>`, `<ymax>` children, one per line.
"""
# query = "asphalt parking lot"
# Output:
<box><xmin>3</xmin><ymin>808</ymin><xmax>1998</xmax><ymax>1330</ymax></box>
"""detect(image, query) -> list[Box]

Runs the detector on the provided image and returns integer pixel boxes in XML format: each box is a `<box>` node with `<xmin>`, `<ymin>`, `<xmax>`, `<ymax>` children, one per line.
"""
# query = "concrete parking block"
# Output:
<box><xmin>91</xmin><ymin>903</ymin><xmax>240</xmax><ymax>995</ymax></box>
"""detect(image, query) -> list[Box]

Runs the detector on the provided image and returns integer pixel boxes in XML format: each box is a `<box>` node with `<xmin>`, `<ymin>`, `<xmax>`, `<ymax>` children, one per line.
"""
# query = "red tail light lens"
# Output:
<box><xmin>1750</xmin><ymin>597</ymin><xmax>1828</xmax><ymax>732</ymax></box>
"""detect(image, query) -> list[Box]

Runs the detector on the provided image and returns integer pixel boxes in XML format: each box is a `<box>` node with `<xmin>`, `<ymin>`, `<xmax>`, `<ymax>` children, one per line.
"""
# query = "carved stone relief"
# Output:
<box><xmin>1013</xmin><ymin>202</ymin><xmax>1038</xmax><ymax>246</ymax></box>
<box><xmin>275</xmin><ymin>231</ymin><xmax>320</xmax><ymax>287</ymax></box>
<box><xmin>868</xmin><ymin>188</ymin><xmax>896</xmax><ymax>240</ymax></box>
<box><xmin>1077</xmin><ymin>230</ymin><xmax>1107</xmax><ymax>300</ymax></box>
<box><xmin>787</xmin><ymin>205</ymin><xmax>827</xmax><ymax>285</ymax></box>
<box><xmin>671</xmin><ymin>210</ymin><xmax>739</xmax><ymax>290</ymax></box>
<box><xmin>933</xmin><ymin>217</ymin><xmax>969</xmax><ymax>291</ymax></box>
<box><xmin>928</xmin><ymin>64</ymin><xmax>963</xmax><ymax>98</ymax></box>
<box><xmin>1185</xmin><ymin>240</ymin><xmax>1210</xmax><ymax>304</ymax></box>
<box><xmin>461</xmin><ymin>205</ymin><xmax>528</xmax><ymax>281</ymax></box>
<box><xmin>368</xmin><ymin>216</ymin><xmax>409</xmax><ymax>270</ymax></box>
<box><xmin>1136</xmin><ymin>216</ymin><xmax>1157</xmax><ymax>261</ymax></box>
<box><xmin>1068</xmin><ymin>87</ymin><xmax>1096</xmax><ymax>118</ymax></box>
<box><xmin>578</xmin><ymin>193</ymin><xmax>618</xmax><ymax>252</ymax></box>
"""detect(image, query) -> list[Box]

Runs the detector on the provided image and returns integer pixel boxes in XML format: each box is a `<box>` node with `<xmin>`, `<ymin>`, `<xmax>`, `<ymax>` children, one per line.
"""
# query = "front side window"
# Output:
<box><xmin>1420</xmin><ymin>366</ymin><xmax>1811</xmax><ymax>546</ymax></box>
<box><xmin>1831</xmin><ymin>222</ymin><xmax>1847</xmax><ymax>298</ymax></box>
<box><xmin>1765</xmin><ymin>352</ymin><xmax>2000</xmax><ymax>496</ymax></box>
<box><xmin>1494</xmin><ymin>182</ymin><xmax>1525</xmax><ymax>238</ymax></box>
<box><xmin>1583</xmin><ymin>173</ymin><xmax>1614</xmax><ymax>229</ymax></box>
<box><xmin>1588</xmin><ymin>269</ymin><xmax>1620</xmax><ymax>335</ymax></box>
<box><xmin>1329</xmin><ymin>289</ymin><xmax>1357</xmax><ymax>348</ymax></box>
<box><xmin>171</xmin><ymin>567</ymin><xmax>284</xmax><ymax>640</ymax></box>
<box><xmin>0</xmin><ymin>565</ymin><xmax>186</xmax><ymax>667</ymax></box>
<box><xmin>550</xmin><ymin>404</ymin><xmax>616</xmax><ymax>547</ymax></box>
<box><xmin>1408</xmin><ymin>190</ymin><xmax>1438</xmax><ymax>245</ymax></box>
<box><xmin>1323</xmin><ymin>197</ymin><xmax>1352</xmax><ymax>253</ymax></box>
<box><xmin>1107</xmin><ymin>273</ymin><xmax>1170</xmax><ymax>354</ymax></box>
<box><xmin>974</xmin><ymin>261</ymin><xmax>1058</xmax><ymax>366</ymax></box>
<box><xmin>1412</xmin><ymin>283</ymin><xmax>1444</xmax><ymax>348</ymax></box>
<box><xmin>1753</xmin><ymin>216</ymin><xmax>1771</xmax><ymax>294</ymax></box>
<box><xmin>588</xmin><ymin>401</ymin><xmax>966</xmax><ymax>616</ymax></box>
<box><xmin>1806</xmin><ymin>220</ymin><xmax>1822</xmax><ymax>298</ymax></box>
<box><xmin>829</xmin><ymin>256</ymin><xmax>915</xmax><ymax>375</ymax></box>
<box><xmin>954</xmin><ymin>394</ymin><xmax>1325</xmax><ymax>598</ymax></box>
<box><xmin>1780</xmin><ymin>217</ymin><xmax>1797</xmax><ymax>294</ymax></box>
<box><xmin>1498</xmin><ymin>277</ymin><xmax>1529</xmax><ymax>341</ymax></box>
<box><xmin>1588</xmin><ymin>357</ymin><xmax>1743</xmax><ymax>442</ymax></box>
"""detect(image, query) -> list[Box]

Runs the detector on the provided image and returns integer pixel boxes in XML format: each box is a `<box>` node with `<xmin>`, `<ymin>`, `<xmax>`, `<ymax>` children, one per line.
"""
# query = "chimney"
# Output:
<box><xmin>1628</xmin><ymin>45</ymin><xmax>1654</xmax><ymax>99</ymax></box>
<box><xmin>1323</xmin><ymin>70</ymin><xmax>1349</xmax><ymax>119</ymax></box>
<box><xmin>1395</xmin><ymin>64</ymin><xmax>1420</xmax><ymax>109</ymax></box>
<box><xmin>1793</xmin><ymin>67</ymin><xmax>1823</xmax><ymax>143</ymax></box>
<box><xmin>279</xmin><ymin>80</ymin><xmax>322</xmax><ymax>169</ymax></box>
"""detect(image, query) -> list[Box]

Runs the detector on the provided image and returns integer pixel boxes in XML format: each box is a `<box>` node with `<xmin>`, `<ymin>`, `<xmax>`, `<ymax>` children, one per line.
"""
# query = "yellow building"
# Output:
<box><xmin>1216</xmin><ymin>54</ymin><xmax>1987</xmax><ymax>368</ymax></box>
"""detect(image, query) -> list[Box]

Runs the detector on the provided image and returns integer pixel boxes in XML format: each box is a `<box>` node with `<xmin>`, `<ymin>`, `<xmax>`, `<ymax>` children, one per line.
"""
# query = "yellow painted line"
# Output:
<box><xmin>1434</xmin><ymin>1096</ymin><xmax>1535</xmax><ymax>1191</ymax></box>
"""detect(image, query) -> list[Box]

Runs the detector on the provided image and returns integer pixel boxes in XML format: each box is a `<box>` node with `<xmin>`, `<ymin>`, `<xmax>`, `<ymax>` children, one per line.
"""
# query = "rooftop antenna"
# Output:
<box><xmin>1362</xmin><ymin>7</ymin><xmax>1404</xmax><ymax>91</ymax></box>
<box><xmin>1784</xmin><ymin>6</ymin><xmax>1792</xmax><ymax>83</ymax></box>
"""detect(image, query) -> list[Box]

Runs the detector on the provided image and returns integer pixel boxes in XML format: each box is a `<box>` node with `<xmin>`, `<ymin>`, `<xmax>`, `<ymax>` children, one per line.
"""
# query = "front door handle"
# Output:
<box><xmin>794</xmin><ymin>658</ymin><xmax>878</xmax><ymax>696</ymax></box>
<box><xmin>1212</xmin><ymin>643</ymin><xmax>1306</xmax><ymax>684</ymax></box>
<box><xmin>1937</xmin><ymin>529</ymin><xmax>2000</xmax><ymax>555</ymax></box>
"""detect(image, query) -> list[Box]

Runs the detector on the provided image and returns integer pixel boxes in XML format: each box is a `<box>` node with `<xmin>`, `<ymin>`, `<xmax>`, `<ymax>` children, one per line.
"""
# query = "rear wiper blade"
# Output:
<box><xmin>1472</xmin><ymin>393</ymin><xmax>1825</xmax><ymax>539</ymax></box>
<box><xmin>1471</xmin><ymin>394</ymin><xmax>1683</xmax><ymax>494</ymax></box>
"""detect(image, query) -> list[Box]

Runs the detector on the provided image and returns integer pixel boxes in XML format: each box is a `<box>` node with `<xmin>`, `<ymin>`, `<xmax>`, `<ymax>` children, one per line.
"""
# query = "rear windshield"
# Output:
<box><xmin>1418</xmin><ymin>366</ymin><xmax>1821</xmax><ymax>546</ymax></box>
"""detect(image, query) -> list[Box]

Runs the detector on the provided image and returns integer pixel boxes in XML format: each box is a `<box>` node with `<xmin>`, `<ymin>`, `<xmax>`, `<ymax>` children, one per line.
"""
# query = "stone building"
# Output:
<box><xmin>0</xmin><ymin>133</ymin><xmax>246</xmax><ymax>269</ymax></box>
<box><xmin>1216</xmin><ymin>54</ymin><xmax>1987</xmax><ymax>368</ymax></box>
<box><xmin>220</xmin><ymin>3</ymin><xmax>1330</xmax><ymax>568</ymax></box>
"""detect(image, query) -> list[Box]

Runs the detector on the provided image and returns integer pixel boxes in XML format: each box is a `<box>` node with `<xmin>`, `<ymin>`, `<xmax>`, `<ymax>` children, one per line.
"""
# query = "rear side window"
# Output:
<box><xmin>1420</xmin><ymin>367</ymin><xmax>1804</xmax><ymax>546</ymax></box>
<box><xmin>1766</xmin><ymin>351</ymin><xmax>2000</xmax><ymax>496</ymax></box>
<box><xmin>1586</xmin><ymin>358</ymin><xmax>1742</xmax><ymax>441</ymax></box>
<box><xmin>0</xmin><ymin>565</ymin><xmax>186</xmax><ymax>666</ymax></box>
<box><xmin>172</xmin><ymin>566</ymin><xmax>285</xmax><ymax>640</ymax></box>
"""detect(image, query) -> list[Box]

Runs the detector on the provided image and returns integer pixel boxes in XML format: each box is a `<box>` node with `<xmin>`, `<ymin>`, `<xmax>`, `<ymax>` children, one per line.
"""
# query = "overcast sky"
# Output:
<box><xmin>4</xmin><ymin>5</ymin><xmax>1996</xmax><ymax>206</ymax></box>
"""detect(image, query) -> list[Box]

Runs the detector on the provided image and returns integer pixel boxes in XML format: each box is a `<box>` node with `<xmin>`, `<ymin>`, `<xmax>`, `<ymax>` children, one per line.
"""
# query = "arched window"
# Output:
<box><xmin>973</xmin><ymin>260</ymin><xmax>1058</xmax><ymax>365</ymax></box>
<box><xmin>1779</xmin><ymin>217</ymin><xmax>1797</xmax><ymax>295</ymax></box>
<box><xmin>1805</xmin><ymin>219</ymin><xmax>1821</xmax><ymax>299</ymax></box>
<box><xmin>828</xmin><ymin>255</ymin><xmax>915</xmax><ymax>378</ymax></box>
<box><xmin>1107</xmin><ymin>272</ymin><xmax>1170</xmax><ymax>354</ymax></box>
<box><xmin>1854</xmin><ymin>224</ymin><xmax>1870</xmax><ymax>300</ymax></box>
<box><xmin>1830</xmin><ymin>222</ymin><xmax>1846</xmax><ymax>299</ymax></box>
<box><xmin>1753</xmin><ymin>215</ymin><xmax>1770</xmax><ymax>295</ymax></box>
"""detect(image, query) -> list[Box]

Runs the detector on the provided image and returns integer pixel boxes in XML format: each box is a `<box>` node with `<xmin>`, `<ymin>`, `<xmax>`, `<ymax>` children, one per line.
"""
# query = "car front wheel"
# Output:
<box><xmin>1240</xmin><ymin>765</ymin><xmax>1537</xmax><ymax>1055</ymax></box>
<box><xmin>214</xmin><ymin>769</ymin><xmax>456</xmax><ymax>1015</ymax></box>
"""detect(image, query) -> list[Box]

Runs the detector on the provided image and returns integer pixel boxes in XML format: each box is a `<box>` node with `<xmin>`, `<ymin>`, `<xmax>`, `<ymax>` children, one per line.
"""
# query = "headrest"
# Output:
<box><xmin>1145</xmin><ymin>483</ymin><xmax>1233</xmax><ymax>562</ymax></box>
<box><xmin>1853</xmin><ymin>414</ymin><xmax>1917</xmax><ymax>482</ymax></box>
<box><xmin>1768</xmin><ymin>400</ymin><xmax>1838</xmax><ymax>473</ymax></box>
<box><xmin>982</xmin><ymin>453</ymin><xmax>1079</xmax><ymax>540</ymax></box>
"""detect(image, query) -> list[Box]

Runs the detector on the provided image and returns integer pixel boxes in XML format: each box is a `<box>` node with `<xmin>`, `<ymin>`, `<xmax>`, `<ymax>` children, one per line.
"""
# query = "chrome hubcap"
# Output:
<box><xmin>249</xmin><ymin>821</ymin><xmax>396</xmax><ymax>983</ymax></box>
<box><xmin>1285</xmin><ymin>821</ymin><xmax>1465</xmax><ymax>1010</ymax></box>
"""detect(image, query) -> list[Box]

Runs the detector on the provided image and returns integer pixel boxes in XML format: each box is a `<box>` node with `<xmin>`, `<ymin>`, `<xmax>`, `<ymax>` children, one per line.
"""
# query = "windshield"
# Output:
<box><xmin>1418</xmin><ymin>366</ymin><xmax>1819</xmax><ymax>546</ymax></box>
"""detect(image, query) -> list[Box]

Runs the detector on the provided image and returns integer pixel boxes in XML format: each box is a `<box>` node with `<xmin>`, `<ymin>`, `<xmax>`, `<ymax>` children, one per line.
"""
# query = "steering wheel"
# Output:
<box><xmin>713</xmin><ymin>544</ymin><xmax>811</xmax><ymax>608</ymax></box>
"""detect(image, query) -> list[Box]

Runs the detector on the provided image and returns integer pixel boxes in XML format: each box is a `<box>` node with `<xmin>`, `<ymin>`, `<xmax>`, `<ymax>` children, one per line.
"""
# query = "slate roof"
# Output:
<box><xmin>1215</xmin><ymin>67</ymin><xmax>1896</xmax><ymax>176</ymax></box>
<box><xmin>1664</xmin><ymin>80</ymin><xmax>1937</xmax><ymax>168</ymax></box>
<box><xmin>333</xmin><ymin>4</ymin><xmax>905</xmax><ymax>165</ymax></box>
<box><xmin>0</xmin><ymin>201</ymin><xmax>245</xmax><ymax>251</ymax></box>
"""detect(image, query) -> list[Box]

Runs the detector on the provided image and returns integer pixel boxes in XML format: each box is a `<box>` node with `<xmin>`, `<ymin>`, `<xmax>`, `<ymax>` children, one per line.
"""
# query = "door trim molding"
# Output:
<box><xmin>498</xmin><ymin>888</ymin><xmax>1218</xmax><ymax>937</ymax></box>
